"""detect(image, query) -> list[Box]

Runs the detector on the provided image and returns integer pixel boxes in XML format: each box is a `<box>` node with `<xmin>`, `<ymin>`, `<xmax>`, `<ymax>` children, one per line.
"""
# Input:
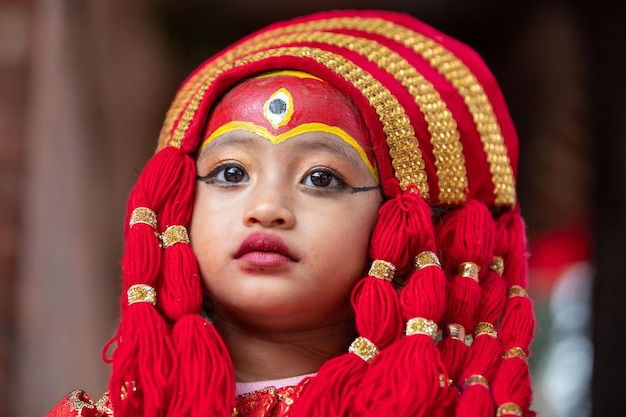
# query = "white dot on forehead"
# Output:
<box><xmin>263</xmin><ymin>88</ymin><xmax>294</xmax><ymax>128</ymax></box>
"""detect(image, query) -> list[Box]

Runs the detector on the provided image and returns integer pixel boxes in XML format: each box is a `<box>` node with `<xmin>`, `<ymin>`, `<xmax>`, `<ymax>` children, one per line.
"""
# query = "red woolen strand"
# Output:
<box><xmin>436</xmin><ymin>201</ymin><xmax>494</xmax><ymax>384</ymax></box>
<box><xmin>157</xmin><ymin>149</ymin><xmax>235</xmax><ymax>417</ymax></box>
<box><xmin>108</xmin><ymin>150</ymin><xmax>185</xmax><ymax>417</ymax></box>
<box><xmin>169</xmin><ymin>316</ymin><xmax>236</xmax><ymax>417</ymax></box>
<box><xmin>289</xmin><ymin>194</ymin><xmax>413</xmax><ymax>417</ymax></box>
<box><xmin>354</xmin><ymin>190</ymin><xmax>452</xmax><ymax>417</ymax></box>
<box><xmin>492</xmin><ymin>209</ymin><xmax>535</xmax><ymax>415</ymax></box>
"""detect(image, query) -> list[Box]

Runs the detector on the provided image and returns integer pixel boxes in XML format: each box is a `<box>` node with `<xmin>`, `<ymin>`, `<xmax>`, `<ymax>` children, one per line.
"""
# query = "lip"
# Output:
<box><xmin>234</xmin><ymin>233</ymin><xmax>298</xmax><ymax>267</ymax></box>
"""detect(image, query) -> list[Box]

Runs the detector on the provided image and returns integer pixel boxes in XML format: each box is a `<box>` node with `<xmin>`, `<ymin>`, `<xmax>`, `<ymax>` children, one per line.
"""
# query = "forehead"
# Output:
<box><xmin>200</xmin><ymin>71</ymin><xmax>377</xmax><ymax>178</ymax></box>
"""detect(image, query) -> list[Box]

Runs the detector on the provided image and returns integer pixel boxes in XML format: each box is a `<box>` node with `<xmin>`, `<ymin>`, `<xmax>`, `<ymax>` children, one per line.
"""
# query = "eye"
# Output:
<box><xmin>302</xmin><ymin>169</ymin><xmax>345</xmax><ymax>188</ymax></box>
<box><xmin>197</xmin><ymin>163</ymin><xmax>249</xmax><ymax>186</ymax></box>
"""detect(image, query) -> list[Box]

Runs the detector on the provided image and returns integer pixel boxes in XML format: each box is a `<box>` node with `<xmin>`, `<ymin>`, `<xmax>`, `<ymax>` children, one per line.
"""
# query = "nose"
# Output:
<box><xmin>243</xmin><ymin>183</ymin><xmax>296</xmax><ymax>229</ymax></box>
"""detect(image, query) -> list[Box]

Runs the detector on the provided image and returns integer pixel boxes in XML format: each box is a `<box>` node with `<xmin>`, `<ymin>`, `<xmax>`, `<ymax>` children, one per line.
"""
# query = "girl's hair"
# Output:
<box><xmin>105</xmin><ymin>9</ymin><xmax>535</xmax><ymax>417</ymax></box>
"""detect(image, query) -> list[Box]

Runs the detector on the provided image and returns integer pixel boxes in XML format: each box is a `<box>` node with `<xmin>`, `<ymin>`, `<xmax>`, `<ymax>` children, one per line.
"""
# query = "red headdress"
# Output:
<box><xmin>108</xmin><ymin>9</ymin><xmax>535</xmax><ymax>417</ymax></box>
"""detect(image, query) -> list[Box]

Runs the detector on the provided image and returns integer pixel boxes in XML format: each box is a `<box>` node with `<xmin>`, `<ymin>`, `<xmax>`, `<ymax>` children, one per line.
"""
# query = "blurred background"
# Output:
<box><xmin>0</xmin><ymin>0</ymin><xmax>623</xmax><ymax>416</ymax></box>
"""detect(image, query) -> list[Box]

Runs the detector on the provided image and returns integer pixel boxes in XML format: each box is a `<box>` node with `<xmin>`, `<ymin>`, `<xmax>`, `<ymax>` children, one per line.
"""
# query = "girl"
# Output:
<box><xmin>47</xmin><ymin>9</ymin><xmax>535</xmax><ymax>417</ymax></box>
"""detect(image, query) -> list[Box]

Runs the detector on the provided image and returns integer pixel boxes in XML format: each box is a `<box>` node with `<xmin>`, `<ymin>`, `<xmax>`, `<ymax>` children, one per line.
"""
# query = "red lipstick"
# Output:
<box><xmin>234</xmin><ymin>233</ymin><xmax>297</xmax><ymax>267</ymax></box>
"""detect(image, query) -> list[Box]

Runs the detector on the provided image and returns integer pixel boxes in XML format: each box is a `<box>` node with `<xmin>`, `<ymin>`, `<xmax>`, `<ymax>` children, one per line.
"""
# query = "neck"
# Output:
<box><xmin>214</xmin><ymin>311</ymin><xmax>355</xmax><ymax>383</ymax></box>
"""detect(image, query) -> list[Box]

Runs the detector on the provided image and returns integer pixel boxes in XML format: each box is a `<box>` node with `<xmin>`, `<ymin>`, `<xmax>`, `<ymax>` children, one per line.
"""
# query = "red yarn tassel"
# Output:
<box><xmin>354</xmin><ymin>190</ymin><xmax>452</xmax><ymax>417</ymax></box>
<box><xmin>491</xmin><ymin>209</ymin><xmax>535</xmax><ymax>416</ymax></box>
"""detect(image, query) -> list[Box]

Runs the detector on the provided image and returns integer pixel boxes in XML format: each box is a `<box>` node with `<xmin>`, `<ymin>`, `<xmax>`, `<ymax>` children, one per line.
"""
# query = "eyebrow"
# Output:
<box><xmin>291</xmin><ymin>133</ymin><xmax>367</xmax><ymax>171</ymax></box>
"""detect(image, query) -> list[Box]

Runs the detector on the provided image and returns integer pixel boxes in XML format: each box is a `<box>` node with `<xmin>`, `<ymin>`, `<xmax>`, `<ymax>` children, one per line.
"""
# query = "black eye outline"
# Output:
<box><xmin>301</xmin><ymin>167</ymin><xmax>347</xmax><ymax>189</ymax></box>
<box><xmin>197</xmin><ymin>162</ymin><xmax>249</xmax><ymax>187</ymax></box>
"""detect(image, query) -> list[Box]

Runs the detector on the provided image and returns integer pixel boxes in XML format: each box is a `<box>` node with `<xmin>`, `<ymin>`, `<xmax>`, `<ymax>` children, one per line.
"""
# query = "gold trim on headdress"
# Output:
<box><xmin>245</xmin><ymin>17</ymin><xmax>516</xmax><ymax>205</ymax></box>
<box><xmin>169</xmin><ymin>46</ymin><xmax>428</xmax><ymax>196</ymax></box>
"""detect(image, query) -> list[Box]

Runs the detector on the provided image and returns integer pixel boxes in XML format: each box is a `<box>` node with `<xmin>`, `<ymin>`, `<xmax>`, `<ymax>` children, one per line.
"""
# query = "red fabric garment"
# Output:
<box><xmin>45</xmin><ymin>390</ymin><xmax>113</xmax><ymax>417</ymax></box>
<box><xmin>45</xmin><ymin>384</ymin><xmax>305</xmax><ymax>417</ymax></box>
<box><xmin>235</xmin><ymin>384</ymin><xmax>305</xmax><ymax>417</ymax></box>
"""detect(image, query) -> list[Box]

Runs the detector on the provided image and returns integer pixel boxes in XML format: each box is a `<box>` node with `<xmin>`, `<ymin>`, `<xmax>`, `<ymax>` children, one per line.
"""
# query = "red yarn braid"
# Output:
<box><xmin>436</xmin><ymin>200</ymin><xmax>495</xmax><ymax>385</ymax></box>
<box><xmin>454</xmin><ymin>213</ymin><xmax>510</xmax><ymax>417</ymax></box>
<box><xmin>288</xmin><ymin>191</ymin><xmax>407</xmax><ymax>417</ymax></box>
<box><xmin>353</xmin><ymin>188</ymin><xmax>452</xmax><ymax>417</ymax></box>
<box><xmin>492</xmin><ymin>208</ymin><xmax>535</xmax><ymax>417</ymax></box>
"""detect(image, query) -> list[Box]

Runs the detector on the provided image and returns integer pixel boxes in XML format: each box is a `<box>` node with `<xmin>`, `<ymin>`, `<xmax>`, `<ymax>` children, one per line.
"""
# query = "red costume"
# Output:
<box><xmin>47</xmin><ymin>9</ymin><xmax>534</xmax><ymax>417</ymax></box>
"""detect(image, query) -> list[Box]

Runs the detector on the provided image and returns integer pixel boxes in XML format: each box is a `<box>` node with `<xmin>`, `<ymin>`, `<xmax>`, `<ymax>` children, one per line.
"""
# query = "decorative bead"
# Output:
<box><xmin>368</xmin><ymin>260</ymin><xmax>395</xmax><ymax>281</ymax></box>
<box><xmin>447</xmin><ymin>323</ymin><xmax>466</xmax><ymax>341</ymax></box>
<box><xmin>508</xmin><ymin>285</ymin><xmax>528</xmax><ymax>298</ymax></box>
<box><xmin>349</xmin><ymin>336</ymin><xmax>379</xmax><ymax>363</ymax></box>
<box><xmin>463</xmin><ymin>374</ymin><xmax>489</xmax><ymax>390</ymax></box>
<box><xmin>406</xmin><ymin>317</ymin><xmax>438</xmax><ymax>340</ymax></box>
<box><xmin>160</xmin><ymin>225</ymin><xmax>190</xmax><ymax>248</ymax></box>
<box><xmin>129</xmin><ymin>207</ymin><xmax>157</xmax><ymax>229</ymax></box>
<box><xmin>496</xmin><ymin>402</ymin><xmax>523</xmax><ymax>417</ymax></box>
<box><xmin>503</xmin><ymin>346</ymin><xmax>528</xmax><ymax>362</ymax></box>
<box><xmin>414</xmin><ymin>251</ymin><xmax>441</xmax><ymax>270</ymax></box>
<box><xmin>127</xmin><ymin>284</ymin><xmax>156</xmax><ymax>306</ymax></box>
<box><xmin>120</xmin><ymin>381</ymin><xmax>137</xmax><ymax>401</ymax></box>
<box><xmin>458</xmin><ymin>262</ymin><xmax>480</xmax><ymax>281</ymax></box>
<box><xmin>489</xmin><ymin>256</ymin><xmax>504</xmax><ymax>274</ymax></box>
<box><xmin>474</xmin><ymin>322</ymin><xmax>497</xmax><ymax>338</ymax></box>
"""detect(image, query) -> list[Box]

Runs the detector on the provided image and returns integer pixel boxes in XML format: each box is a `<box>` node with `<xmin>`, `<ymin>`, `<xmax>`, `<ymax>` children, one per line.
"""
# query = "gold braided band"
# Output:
<box><xmin>160</xmin><ymin>225</ymin><xmax>190</xmax><ymax>248</ymax></box>
<box><xmin>458</xmin><ymin>262</ymin><xmax>480</xmax><ymax>282</ymax></box>
<box><xmin>474</xmin><ymin>322</ymin><xmax>497</xmax><ymax>338</ymax></box>
<box><xmin>406</xmin><ymin>317</ymin><xmax>439</xmax><ymax>340</ymax></box>
<box><xmin>127</xmin><ymin>284</ymin><xmax>156</xmax><ymax>306</ymax></box>
<box><xmin>508</xmin><ymin>285</ymin><xmax>528</xmax><ymax>298</ymax></box>
<box><xmin>414</xmin><ymin>251</ymin><xmax>442</xmax><ymax>270</ymax></box>
<box><xmin>489</xmin><ymin>256</ymin><xmax>504</xmax><ymax>274</ymax></box>
<box><xmin>349</xmin><ymin>336</ymin><xmax>380</xmax><ymax>363</ymax></box>
<box><xmin>447</xmin><ymin>323</ymin><xmax>466</xmax><ymax>341</ymax></box>
<box><xmin>503</xmin><ymin>346</ymin><xmax>528</xmax><ymax>362</ymax></box>
<box><xmin>463</xmin><ymin>374</ymin><xmax>490</xmax><ymax>390</ymax></box>
<box><xmin>368</xmin><ymin>260</ymin><xmax>395</xmax><ymax>281</ymax></box>
<box><xmin>129</xmin><ymin>207</ymin><xmax>157</xmax><ymax>229</ymax></box>
<box><xmin>496</xmin><ymin>402</ymin><xmax>523</xmax><ymax>417</ymax></box>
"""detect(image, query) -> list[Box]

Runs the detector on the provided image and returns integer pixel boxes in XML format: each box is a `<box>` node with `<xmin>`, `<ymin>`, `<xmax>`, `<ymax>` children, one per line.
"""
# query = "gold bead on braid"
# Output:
<box><xmin>406</xmin><ymin>317</ymin><xmax>439</xmax><ymax>340</ymax></box>
<box><xmin>489</xmin><ymin>256</ymin><xmax>504</xmax><ymax>275</ymax></box>
<box><xmin>474</xmin><ymin>322</ymin><xmax>497</xmax><ymax>338</ymax></box>
<box><xmin>496</xmin><ymin>402</ymin><xmax>523</xmax><ymax>417</ymax></box>
<box><xmin>414</xmin><ymin>251</ymin><xmax>441</xmax><ymax>270</ymax></box>
<box><xmin>129</xmin><ymin>207</ymin><xmax>157</xmax><ymax>229</ymax></box>
<box><xmin>160</xmin><ymin>225</ymin><xmax>190</xmax><ymax>248</ymax></box>
<box><xmin>447</xmin><ymin>323</ymin><xmax>466</xmax><ymax>341</ymax></box>
<box><xmin>368</xmin><ymin>260</ymin><xmax>395</xmax><ymax>281</ymax></box>
<box><xmin>463</xmin><ymin>374</ymin><xmax>490</xmax><ymax>390</ymax></box>
<box><xmin>503</xmin><ymin>347</ymin><xmax>528</xmax><ymax>362</ymax></box>
<box><xmin>349</xmin><ymin>336</ymin><xmax>380</xmax><ymax>363</ymax></box>
<box><xmin>127</xmin><ymin>284</ymin><xmax>156</xmax><ymax>306</ymax></box>
<box><xmin>508</xmin><ymin>285</ymin><xmax>528</xmax><ymax>298</ymax></box>
<box><xmin>458</xmin><ymin>262</ymin><xmax>480</xmax><ymax>282</ymax></box>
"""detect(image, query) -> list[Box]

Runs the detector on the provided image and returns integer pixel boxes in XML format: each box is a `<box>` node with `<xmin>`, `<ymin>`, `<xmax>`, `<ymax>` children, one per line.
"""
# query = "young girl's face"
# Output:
<box><xmin>190</xmin><ymin>75</ymin><xmax>382</xmax><ymax>333</ymax></box>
